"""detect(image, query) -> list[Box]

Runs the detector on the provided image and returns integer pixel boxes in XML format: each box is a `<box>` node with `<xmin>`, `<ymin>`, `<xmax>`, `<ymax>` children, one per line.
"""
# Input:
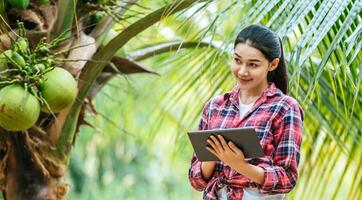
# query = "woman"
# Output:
<box><xmin>188</xmin><ymin>24</ymin><xmax>303</xmax><ymax>200</ymax></box>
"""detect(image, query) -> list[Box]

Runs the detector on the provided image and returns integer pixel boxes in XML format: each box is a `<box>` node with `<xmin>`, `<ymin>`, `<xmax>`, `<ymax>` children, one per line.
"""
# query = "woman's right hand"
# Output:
<box><xmin>201</xmin><ymin>161</ymin><xmax>217</xmax><ymax>181</ymax></box>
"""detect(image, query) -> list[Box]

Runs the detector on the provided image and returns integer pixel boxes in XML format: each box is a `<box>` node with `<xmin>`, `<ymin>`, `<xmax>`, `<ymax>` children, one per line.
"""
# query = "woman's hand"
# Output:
<box><xmin>206</xmin><ymin>135</ymin><xmax>247</xmax><ymax>169</ymax></box>
<box><xmin>200</xmin><ymin>161</ymin><xmax>217</xmax><ymax>181</ymax></box>
<box><xmin>206</xmin><ymin>135</ymin><xmax>266</xmax><ymax>185</ymax></box>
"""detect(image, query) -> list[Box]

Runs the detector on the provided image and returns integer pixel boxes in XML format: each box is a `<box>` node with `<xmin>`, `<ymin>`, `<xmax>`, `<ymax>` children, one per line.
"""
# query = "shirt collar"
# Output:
<box><xmin>223</xmin><ymin>83</ymin><xmax>283</xmax><ymax>105</ymax></box>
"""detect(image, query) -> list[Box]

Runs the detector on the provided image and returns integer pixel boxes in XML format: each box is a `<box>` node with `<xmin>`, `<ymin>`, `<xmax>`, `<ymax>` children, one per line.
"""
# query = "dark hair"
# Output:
<box><xmin>234</xmin><ymin>24</ymin><xmax>288</xmax><ymax>94</ymax></box>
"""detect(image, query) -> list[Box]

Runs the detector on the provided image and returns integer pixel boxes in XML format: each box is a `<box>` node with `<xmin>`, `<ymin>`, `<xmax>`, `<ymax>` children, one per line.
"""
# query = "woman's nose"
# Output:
<box><xmin>238</xmin><ymin>65</ymin><xmax>248</xmax><ymax>76</ymax></box>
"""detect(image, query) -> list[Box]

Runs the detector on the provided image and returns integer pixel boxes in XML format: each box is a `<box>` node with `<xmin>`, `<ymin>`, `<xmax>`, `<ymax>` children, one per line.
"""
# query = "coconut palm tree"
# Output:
<box><xmin>0</xmin><ymin>0</ymin><xmax>360</xmax><ymax>200</ymax></box>
<box><xmin>0</xmin><ymin>0</ymin><xmax>205</xmax><ymax>199</ymax></box>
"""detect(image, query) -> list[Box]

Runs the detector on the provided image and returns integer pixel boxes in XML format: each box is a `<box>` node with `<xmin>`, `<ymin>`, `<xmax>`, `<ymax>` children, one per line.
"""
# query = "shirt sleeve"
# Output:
<box><xmin>188</xmin><ymin>100</ymin><xmax>211</xmax><ymax>191</ymax></box>
<box><xmin>257</xmin><ymin>102</ymin><xmax>303</xmax><ymax>194</ymax></box>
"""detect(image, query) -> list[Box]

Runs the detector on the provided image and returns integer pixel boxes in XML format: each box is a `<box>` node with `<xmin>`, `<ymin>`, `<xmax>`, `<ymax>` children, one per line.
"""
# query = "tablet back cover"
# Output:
<box><xmin>187</xmin><ymin>128</ymin><xmax>264</xmax><ymax>161</ymax></box>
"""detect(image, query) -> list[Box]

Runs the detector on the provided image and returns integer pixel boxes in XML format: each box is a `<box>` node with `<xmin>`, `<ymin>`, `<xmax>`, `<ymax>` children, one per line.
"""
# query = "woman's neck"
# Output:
<box><xmin>238</xmin><ymin>82</ymin><xmax>269</xmax><ymax>104</ymax></box>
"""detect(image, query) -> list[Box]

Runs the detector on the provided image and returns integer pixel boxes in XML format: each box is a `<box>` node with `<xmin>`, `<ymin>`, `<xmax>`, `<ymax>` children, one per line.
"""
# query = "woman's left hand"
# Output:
<box><xmin>206</xmin><ymin>135</ymin><xmax>247</xmax><ymax>169</ymax></box>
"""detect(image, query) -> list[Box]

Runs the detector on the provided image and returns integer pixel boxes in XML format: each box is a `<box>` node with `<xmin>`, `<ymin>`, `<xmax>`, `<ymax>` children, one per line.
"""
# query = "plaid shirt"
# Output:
<box><xmin>188</xmin><ymin>83</ymin><xmax>303</xmax><ymax>200</ymax></box>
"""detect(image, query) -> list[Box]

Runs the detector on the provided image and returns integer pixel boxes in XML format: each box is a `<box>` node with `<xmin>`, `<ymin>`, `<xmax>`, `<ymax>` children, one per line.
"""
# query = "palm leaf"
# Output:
<box><xmin>115</xmin><ymin>1</ymin><xmax>361</xmax><ymax>199</ymax></box>
<box><xmin>60</xmin><ymin>0</ymin><xmax>204</xmax><ymax>160</ymax></box>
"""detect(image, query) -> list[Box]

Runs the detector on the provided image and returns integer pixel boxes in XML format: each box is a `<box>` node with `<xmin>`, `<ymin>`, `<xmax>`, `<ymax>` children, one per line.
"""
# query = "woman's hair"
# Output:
<box><xmin>234</xmin><ymin>24</ymin><xmax>288</xmax><ymax>94</ymax></box>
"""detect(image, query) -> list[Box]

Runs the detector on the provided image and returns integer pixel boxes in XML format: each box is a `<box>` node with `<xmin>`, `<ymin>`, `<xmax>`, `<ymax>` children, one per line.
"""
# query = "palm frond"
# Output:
<box><xmin>111</xmin><ymin>1</ymin><xmax>361</xmax><ymax>199</ymax></box>
<box><xmin>59</xmin><ymin>0</ymin><xmax>202</xmax><ymax>160</ymax></box>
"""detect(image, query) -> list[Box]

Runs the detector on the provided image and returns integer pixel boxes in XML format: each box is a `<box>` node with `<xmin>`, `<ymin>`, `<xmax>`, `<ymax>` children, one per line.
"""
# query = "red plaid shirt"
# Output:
<box><xmin>188</xmin><ymin>83</ymin><xmax>303</xmax><ymax>200</ymax></box>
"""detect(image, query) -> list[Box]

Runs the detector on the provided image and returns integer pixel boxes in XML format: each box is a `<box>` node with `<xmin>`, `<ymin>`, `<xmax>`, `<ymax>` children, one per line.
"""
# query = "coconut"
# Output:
<box><xmin>41</xmin><ymin>67</ymin><xmax>77</xmax><ymax>113</ymax></box>
<box><xmin>0</xmin><ymin>85</ymin><xmax>40</xmax><ymax>131</ymax></box>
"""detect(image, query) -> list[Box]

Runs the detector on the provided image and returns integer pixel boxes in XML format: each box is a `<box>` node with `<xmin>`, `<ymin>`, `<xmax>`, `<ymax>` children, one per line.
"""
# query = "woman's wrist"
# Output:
<box><xmin>201</xmin><ymin>161</ymin><xmax>216</xmax><ymax>181</ymax></box>
<box><xmin>234</xmin><ymin>160</ymin><xmax>265</xmax><ymax>185</ymax></box>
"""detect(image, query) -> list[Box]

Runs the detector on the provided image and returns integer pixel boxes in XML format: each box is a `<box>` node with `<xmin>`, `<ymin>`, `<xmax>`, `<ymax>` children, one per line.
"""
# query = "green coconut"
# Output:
<box><xmin>0</xmin><ymin>53</ymin><xmax>8</xmax><ymax>72</ymax></box>
<box><xmin>0</xmin><ymin>85</ymin><xmax>40</xmax><ymax>131</ymax></box>
<box><xmin>8</xmin><ymin>0</ymin><xmax>29</xmax><ymax>9</ymax></box>
<box><xmin>41</xmin><ymin>67</ymin><xmax>77</xmax><ymax>113</ymax></box>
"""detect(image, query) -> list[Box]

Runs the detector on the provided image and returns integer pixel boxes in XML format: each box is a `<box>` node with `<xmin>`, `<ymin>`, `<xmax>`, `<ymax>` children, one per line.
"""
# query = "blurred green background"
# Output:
<box><xmin>67</xmin><ymin>0</ymin><xmax>362</xmax><ymax>199</ymax></box>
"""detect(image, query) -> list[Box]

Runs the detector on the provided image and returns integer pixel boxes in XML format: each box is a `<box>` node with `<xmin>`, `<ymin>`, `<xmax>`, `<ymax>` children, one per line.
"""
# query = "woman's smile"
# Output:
<box><xmin>239</xmin><ymin>78</ymin><xmax>253</xmax><ymax>83</ymax></box>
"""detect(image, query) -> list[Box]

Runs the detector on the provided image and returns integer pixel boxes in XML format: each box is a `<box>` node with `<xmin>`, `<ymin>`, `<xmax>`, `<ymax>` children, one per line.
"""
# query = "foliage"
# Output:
<box><xmin>1</xmin><ymin>0</ymin><xmax>360</xmax><ymax>199</ymax></box>
<box><xmin>68</xmin><ymin>0</ymin><xmax>361</xmax><ymax>199</ymax></box>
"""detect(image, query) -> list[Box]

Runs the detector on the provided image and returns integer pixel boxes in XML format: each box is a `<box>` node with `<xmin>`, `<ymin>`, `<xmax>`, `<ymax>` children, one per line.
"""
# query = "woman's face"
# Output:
<box><xmin>230</xmin><ymin>43</ymin><xmax>278</xmax><ymax>92</ymax></box>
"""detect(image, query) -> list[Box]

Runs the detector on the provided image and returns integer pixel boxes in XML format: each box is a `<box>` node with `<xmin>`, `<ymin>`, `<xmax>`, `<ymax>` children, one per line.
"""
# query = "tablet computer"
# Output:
<box><xmin>187</xmin><ymin>128</ymin><xmax>264</xmax><ymax>161</ymax></box>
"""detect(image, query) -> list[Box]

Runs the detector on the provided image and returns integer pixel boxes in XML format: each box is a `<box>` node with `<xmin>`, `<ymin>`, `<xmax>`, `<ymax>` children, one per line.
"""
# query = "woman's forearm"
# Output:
<box><xmin>234</xmin><ymin>162</ymin><xmax>265</xmax><ymax>185</ymax></box>
<box><xmin>201</xmin><ymin>161</ymin><xmax>216</xmax><ymax>181</ymax></box>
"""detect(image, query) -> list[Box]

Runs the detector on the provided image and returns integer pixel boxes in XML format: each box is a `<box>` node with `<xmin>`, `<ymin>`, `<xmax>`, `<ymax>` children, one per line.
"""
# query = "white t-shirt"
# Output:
<box><xmin>216</xmin><ymin>100</ymin><xmax>285</xmax><ymax>199</ymax></box>
<box><xmin>239</xmin><ymin>101</ymin><xmax>254</xmax><ymax>118</ymax></box>
<box><xmin>217</xmin><ymin>186</ymin><xmax>285</xmax><ymax>200</ymax></box>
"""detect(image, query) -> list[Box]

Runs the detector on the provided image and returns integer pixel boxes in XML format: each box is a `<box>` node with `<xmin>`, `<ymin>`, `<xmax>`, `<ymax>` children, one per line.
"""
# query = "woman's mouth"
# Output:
<box><xmin>239</xmin><ymin>78</ymin><xmax>252</xmax><ymax>82</ymax></box>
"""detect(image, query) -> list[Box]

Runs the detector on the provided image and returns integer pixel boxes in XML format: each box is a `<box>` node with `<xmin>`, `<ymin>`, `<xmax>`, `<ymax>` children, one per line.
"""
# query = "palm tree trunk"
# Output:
<box><xmin>4</xmin><ymin>132</ymin><xmax>67</xmax><ymax>200</ymax></box>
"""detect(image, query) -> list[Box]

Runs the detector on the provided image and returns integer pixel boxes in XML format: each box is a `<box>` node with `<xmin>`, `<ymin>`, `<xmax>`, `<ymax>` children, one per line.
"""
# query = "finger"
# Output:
<box><xmin>228</xmin><ymin>141</ymin><xmax>243</xmax><ymax>155</ymax></box>
<box><xmin>217</xmin><ymin>135</ymin><xmax>231</xmax><ymax>151</ymax></box>
<box><xmin>207</xmin><ymin>139</ymin><xmax>220</xmax><ymax>154</ymax></box>
<box><xmin>206</xmin><ymin>146</ymin><xmax>219</xmax><ymax>158</ymax></box>
<box><xmin>210</xmin><ymin>135</ymin><xmax>224</xmax><ymax>151</ymax></box>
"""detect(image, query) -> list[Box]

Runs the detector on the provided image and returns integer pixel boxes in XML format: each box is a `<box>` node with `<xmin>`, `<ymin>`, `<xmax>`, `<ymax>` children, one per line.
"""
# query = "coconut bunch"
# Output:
<box><xmin>0</xmin><ymin>22</ymin><xmax>77</xmax><ymax>131</ymax></box>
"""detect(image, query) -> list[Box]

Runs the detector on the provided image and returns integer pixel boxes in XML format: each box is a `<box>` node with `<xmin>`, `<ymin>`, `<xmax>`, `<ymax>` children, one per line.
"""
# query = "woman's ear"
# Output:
<box><xmin>268</xmin><ymin>58</ymin><xmax>279</xmax><ymax>71</ymax></box>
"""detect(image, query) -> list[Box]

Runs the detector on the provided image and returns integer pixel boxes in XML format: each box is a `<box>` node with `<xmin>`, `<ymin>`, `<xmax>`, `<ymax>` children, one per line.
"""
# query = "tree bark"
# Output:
<box><xmin>4</xmin><ymin>131</ymin><xmax>67</xmax><ymax>200</ymax></box>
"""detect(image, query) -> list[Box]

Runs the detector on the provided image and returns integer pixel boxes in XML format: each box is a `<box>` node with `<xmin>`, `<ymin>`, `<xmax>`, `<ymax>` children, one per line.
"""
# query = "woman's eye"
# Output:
<box><xmin>234</xmin><ymin>58</ymin><xmax>241</xmax><ymax>63</ymax></box>
<box><xmin>250</xmin><ymin>63</ymin><xmax>257</xmax><ymax>67</ymax></box>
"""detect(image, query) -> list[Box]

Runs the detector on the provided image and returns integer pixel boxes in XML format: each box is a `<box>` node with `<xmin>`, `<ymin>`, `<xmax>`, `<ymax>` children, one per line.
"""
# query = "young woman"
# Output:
<box><xmin>188</xmin><ymin>24</ymin><xmax>303</xmax><ymax>200</ymax></box>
